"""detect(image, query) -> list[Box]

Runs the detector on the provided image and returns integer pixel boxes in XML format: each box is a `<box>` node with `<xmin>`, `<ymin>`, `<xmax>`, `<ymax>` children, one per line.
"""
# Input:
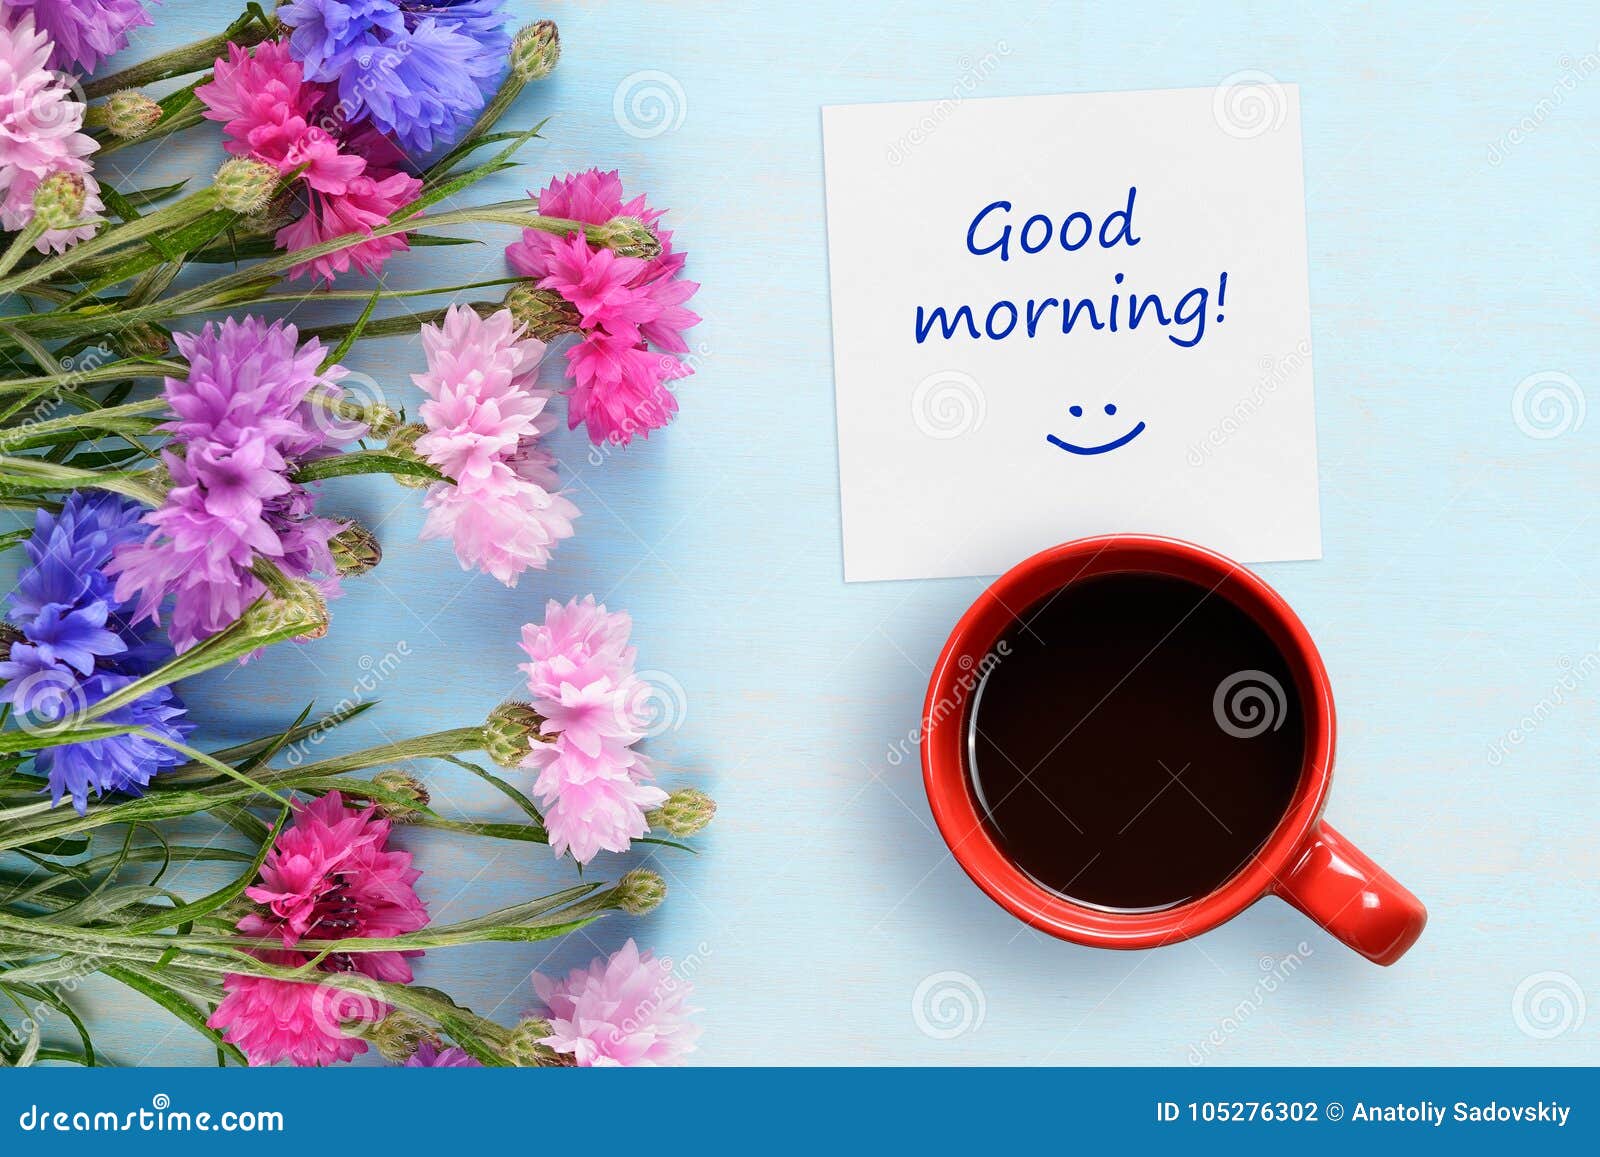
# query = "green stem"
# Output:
<box><xmin>83</xmin><ymin>17</ymin><xmax>276</xmax><ymax>99</ymax></box>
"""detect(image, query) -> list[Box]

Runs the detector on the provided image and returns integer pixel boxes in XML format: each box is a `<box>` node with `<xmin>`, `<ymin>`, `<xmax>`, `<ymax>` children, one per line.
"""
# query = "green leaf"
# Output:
<box><xmin>320</xmin><ymin>288</ymin><xmax>382</xmax><ymax>372</ymax></box>
<box><xmin>100</xmin><ymin>963</ymin><xmax>246</xmax><ymax>1066</ymax></box>
<box><xmin>123</xmin><ymin>809</ymin><xmax>287</xmax><ymax>934</ymax></box>
<box><xmin>292</xmin><ymin>450</ymin><xmax>446</xmax><ymax>484</ymax></box>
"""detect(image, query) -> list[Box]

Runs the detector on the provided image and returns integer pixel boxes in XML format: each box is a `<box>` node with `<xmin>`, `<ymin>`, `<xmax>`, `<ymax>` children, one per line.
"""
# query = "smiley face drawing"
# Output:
<box><xmin>1046</xmin><ymin>402</ymin><xmax>1147</xmax><ymax>456</ymax></box>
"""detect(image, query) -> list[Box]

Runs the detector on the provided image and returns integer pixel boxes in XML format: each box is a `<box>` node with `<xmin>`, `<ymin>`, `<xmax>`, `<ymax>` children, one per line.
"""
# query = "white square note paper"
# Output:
<box><xmin>822</xmin><ymin>85</ymin><xmax>1321</xmax><ymax>581</ymax></box>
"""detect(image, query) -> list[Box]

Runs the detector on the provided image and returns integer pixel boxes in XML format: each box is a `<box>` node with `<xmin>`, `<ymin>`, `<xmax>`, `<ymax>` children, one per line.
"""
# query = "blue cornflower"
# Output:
<box><xmin>0</xmin><ymin>491</ymin><xmax>191</xmax><ymax>813</ymax></box>
<box><xmin>279</xmin><ymin>0</ymin><xmax>512</xmax><ymax>155</ymax></box>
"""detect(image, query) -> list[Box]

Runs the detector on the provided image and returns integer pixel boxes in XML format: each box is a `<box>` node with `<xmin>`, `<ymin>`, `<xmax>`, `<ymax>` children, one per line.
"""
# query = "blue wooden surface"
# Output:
<box><xmin>8</xmin><ymin>0</ymin><xmax>1598</xmax><ymax>1065</ymax></box>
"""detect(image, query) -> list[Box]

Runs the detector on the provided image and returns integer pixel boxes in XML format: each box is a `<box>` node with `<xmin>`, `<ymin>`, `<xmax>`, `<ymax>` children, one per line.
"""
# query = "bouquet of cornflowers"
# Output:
<box><xmin>0</xmin><ymin>0</ymin><xmax>710</xmax><ymax>1067</ymax></box>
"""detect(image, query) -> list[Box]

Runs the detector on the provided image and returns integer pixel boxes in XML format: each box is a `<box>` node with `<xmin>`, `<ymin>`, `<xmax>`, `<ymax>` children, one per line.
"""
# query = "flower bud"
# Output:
<box><xmin>215</xmin><ymin>158</ymin><xmax>278</xmax><ymax>214</ymax></box>
<box><xmin>371</xmin><ymin>769</ymin><xmax>430</xmax><ymax>823</ymax></box>
<box><xmin>0</xmin><ymin>623</ymin><xmax>24</xmax><ymax>662</ymax></box>
<box><xmin>503</xmin><ymin>284</ymin><xmax>581</xmax><ymax>342</ymax></box>
<box><xmin>114</xmin><ymin>322</ymin><xmax>171</xmax><ymax>359</ymax></box>
<box><xmin>105</xmin><ymin>90</ymin><xmax>162</xmax><ymax>140</ymax></box>
<box><xmin>502</xmin><ymin>1018</ymin><xmax>568</xmax><ymax>1067</ymax></box>
<box><xmin>483</xmin><ymin>700</ymin><xmax>546</xmax><ymax>768</ymax></box>
<box><xmin>242</xmin><ymin>580</ymin><xmax>329</xmax><ymax>642</ymax></box>
<box><xmin>31</xmin><ymin>172</ymin><xmax>86</xmax><ymax>231</ymax></box>
<box><xmin>615</xmin><ymin>868</ymin><xmax>667</xmax><ymax>916</ymax></box>
<box><xmin>512</xmin><ymin>21</ymin><xmax>561</xmax><ymax>81</ymax></box>
<box><xmin>369</xmin><ymin>1012</ymin><xmax>433</xmax><ymax>1062</ymax></box>
<box><xmin>647</xmin><ymin>787</ymin><xmax>717</xmax><ymax>838</ymax></box>
<box><xmin>383</xmin><ymin>424</ymin><xmax>433</xmax><ymax>490</ymax></box>
<box><xmin>330</xmin><ymin>522</ymin><xmax>383</xmax><ymax>577</ymax></box>
<box><xmin>587</xmin><ymin>215</ymin><xmax>661</xmax><ymax>260</ymax></box>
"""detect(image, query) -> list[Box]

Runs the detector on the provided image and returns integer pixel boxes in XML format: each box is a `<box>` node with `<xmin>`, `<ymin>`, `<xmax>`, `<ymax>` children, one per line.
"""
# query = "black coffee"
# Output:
<box><xmin>966</xmin><ymin>573</ymin><xmax>1303</xmax><ymax>912</ymax></box>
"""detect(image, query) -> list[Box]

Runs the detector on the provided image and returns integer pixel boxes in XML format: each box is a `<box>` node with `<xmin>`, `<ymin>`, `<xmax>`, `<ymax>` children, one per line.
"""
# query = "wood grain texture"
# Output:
<box><xmin>2</xmin><ymin>0</ymin><xmax>1596</xmax><ymax>1066</ymax></box>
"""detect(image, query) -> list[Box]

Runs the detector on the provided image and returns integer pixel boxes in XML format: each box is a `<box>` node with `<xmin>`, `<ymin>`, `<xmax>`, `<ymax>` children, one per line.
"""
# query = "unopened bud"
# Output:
<box><xmin>502</xmin><ymin>1018</ymin><xmax>568</xmax><ymax>1067</ymax></box>
<box><xmin>483</xmin><ymin>700</ymin><xmax>546</xmax><ymax>768</ymax></box>
<box><xmin>384</xmin><ymin>424</ymin><xmax>433</xmax><ymax>490</ymax></box>
<box><xmin>615</xmin><ymin>868</ymin><xmax>667</xmax><ymax>916</ymax></box>
<box><xmin>31</xmin><ymin>172</ymin><xmax>86</xmax><ymax>231</ymax></box>
<box><xmin>0</xmin><ymin>623</ymin><xmax>22</xmax><ymax>662</ymax></box>
<box><xmin>114</xmin><ymin>322</ymin><xmax>171</xmax><ymax>359</ymax></box>
<box><xmin>503</xmin><ymin>284</ymin><xmax>581</xmax><ymax>342</ymax></box>
<box><xmin>330</xmin><ymin>522</ymin><xmax>382</xmax><ymax>577</ymax></box>
<box><xmin>512</xmin><ymin>21</ymin><xmax>561</xmax><ymax>81</ymax></box>
<box><xmin>243</xmin><ymin>580</ymin><xmax>328</xmax><ymax>642</ymax></box>
<box><xmin>587</xmin><ymin>215</ymin><xmax>661</xmax><ymax>260</ymax></box>
<box><xmin>371</xmin><ymin>769</ymin><xmax>429</xmax><ymax>823</ymax></box>
<box><xmin>215</xmin><ymin>158</ymin><xmax>278</xmax><ymax>214</ymax></box>
<box><xmin>369</xmin><ymin>1012</ymin><xmax>433</xmax><ymax>1062</ymax></box>
<box><xmin>647</xmin><ymin>787</ymin><xmax>717</xmax><ymax>838</ymax></box>
<box><xmin>105</xmin><ymin>90</ymin><xmax>162</xmax><ymax>140</ymax></box>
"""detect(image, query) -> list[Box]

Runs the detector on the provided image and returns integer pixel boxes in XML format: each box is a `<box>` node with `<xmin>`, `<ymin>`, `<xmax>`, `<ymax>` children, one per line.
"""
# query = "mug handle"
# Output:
<box><xmin>1273</xmin><ymin>822</ymin><xmax>1427</xmax><ymax>965</ymax></box>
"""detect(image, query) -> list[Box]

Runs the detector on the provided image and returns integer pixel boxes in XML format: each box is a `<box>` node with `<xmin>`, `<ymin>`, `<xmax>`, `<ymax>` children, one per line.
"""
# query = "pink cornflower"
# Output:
<box><xmin>505</xmin><ymin>169</ymin><xmax>700</xmax><ymax>447</ymax></box>
<box><xmin>197</xmin><ymin>40</ymin><xmax>419</xmax><ymax>283</ymax></box>
<box><xmin>240</xmin><ymin>792</ymin><xmax>427</xmax><ymax>970</ymax></box>
<box><xmin>412</xmin><ymin>306</ymin><xmax>578</xmax><ymax>586</ymax></box>
<box><xmin>533</xmin><ymin>939</ymin><xmax>700</xmax><ymax>1066</ymax></box>
<box><xmin>210</xmin><ymin>958</ymin><xmax>380</xmax><ymax>1068</ymax></box>
<box><xmin>208</xmin><ymin>792</ymin><xmax>430</xmax><ymax>1067</ymax></box>
<box><xmin>0</xmin><ymin>13</ymin><xmax>105</xmax><ymax>253</ymax></box>
<box><xmin>108</xmin><ymin>318</ymin><xmax>357</xmax><ymax>650</ymax></box>
<box><xmin>517</xmin><ymin>597</ymin><xmax>667</xmax><ymax>863</ymax></box>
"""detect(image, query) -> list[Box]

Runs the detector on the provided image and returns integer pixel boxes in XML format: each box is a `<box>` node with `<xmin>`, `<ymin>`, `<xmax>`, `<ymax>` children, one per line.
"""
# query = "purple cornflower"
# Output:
<box><xmin>277</xmin><ymin>0</ymin><xmax>511</xmax><ymax>154</ymax></box>
<box><xmin>4</xmin><ymin>0</ymin><xmax>155</xmax><ymax>74</ymax></box>
<box><xmin>404</xmin><ymin>1041</ymin><xmax>483</xmax><ymax>1067</ymax></box>
<box><xmin>107</xmin><ymin>318</ymin><xmax>359</xmax><ymax>652</ymax></box>
<box><xmin>0</xmin><ymin>492</ymin><xmax>191</xmax><ymax>812</ymax></box>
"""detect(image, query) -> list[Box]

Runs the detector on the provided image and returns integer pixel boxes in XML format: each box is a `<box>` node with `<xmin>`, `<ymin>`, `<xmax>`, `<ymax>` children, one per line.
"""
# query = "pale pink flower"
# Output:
<box><xmin>517</xmin><ymin>597</ymin><xmax>666</xmax><ymax>863</ymax></box>
<box><xmin>533</xmin><ymin>939</ymin><xmax>700</xmax><ymax>1066</ymax></box>
<box><xmin>412</xmin><ymin>306</ymin><xmax>577</xmax><ymax>585</ymax></box>
<box><xmin>0</xmin><ymin>12</ymin><xmax>104</xmax><ymax>252</ymax></box>
<box><xmin>524</xmin><ymin>735</ymin><xmax>666</xmax><ymax>864</ymax></box>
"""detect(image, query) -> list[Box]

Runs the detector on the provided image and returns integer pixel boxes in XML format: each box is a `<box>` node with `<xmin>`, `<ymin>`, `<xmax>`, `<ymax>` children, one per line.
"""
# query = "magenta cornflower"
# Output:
<box><xmin>0</xmin><ymin>13</ymin><xmax>105</xmax><ymax>253</ymax></box>
<box><xmin>108</xmin><ymin>318</ymin><xmax>357</xmax><ymax>651</ymax></box>
<box><xmin>518</xmin><ymin>597</ymin><xmax>666</xmax><ymax>864</ymax></box>
<box><xmin>533</xmin><ymin>939</ymin><xmax>700</xmax><ymax>1066</ymax></box>
<box><xmin>413</xmin><ymin>305</ymin><xmax>578</xmax><ymax>586</ymax></box>
<box><xmin>209</xmin><ymin>792</ymin><xmax>430</xmax><ymax>1067</ymax></box>
<box><xmin>505</xmin><ymin>169</ymin><xmax>700</xmax><ymax>446</ymax></box>
<box><xmin>197</xmin><ymin>40</ymin><xmax>421</xmax><ymax>282</ymax></box>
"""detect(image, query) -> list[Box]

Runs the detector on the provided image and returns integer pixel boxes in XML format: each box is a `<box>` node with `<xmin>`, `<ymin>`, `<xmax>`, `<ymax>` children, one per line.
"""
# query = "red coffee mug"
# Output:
<box><xmin>920</xmin><ymin>534</ymin><xmax>1426</xmax><ymax>965</ymax></box>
